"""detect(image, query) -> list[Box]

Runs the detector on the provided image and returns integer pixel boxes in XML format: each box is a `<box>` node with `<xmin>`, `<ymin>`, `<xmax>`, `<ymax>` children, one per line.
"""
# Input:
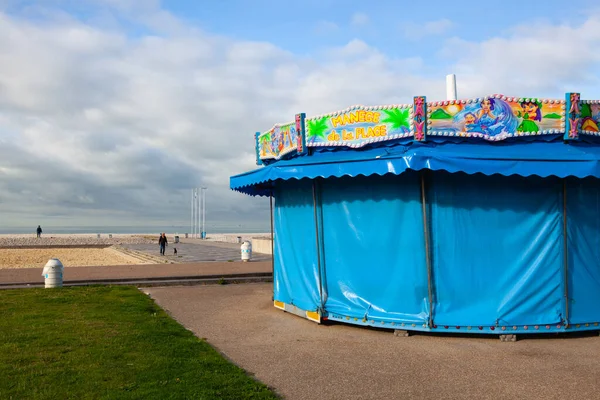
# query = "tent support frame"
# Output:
<box><xmin>312</xmin><ymin>181</ymin><xmax>325</xmax><ymax>313</ymax></box>
<box><xmin>563</xmin><ymin>180</ymin><xmax>570</xmax><ymax>326</ymax></box>
<box><xmin>421</xmin><ymin>172</ymin><xmax>435</xmax><ymax>328</ymax></box>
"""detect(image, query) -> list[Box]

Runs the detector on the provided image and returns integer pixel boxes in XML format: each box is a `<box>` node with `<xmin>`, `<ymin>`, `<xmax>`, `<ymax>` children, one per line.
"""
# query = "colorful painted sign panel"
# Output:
<box><xmin>258</xmin><ymin>121</ymin><xmax>299</xmax><ymax>161</ymax></box>
<box><xmin>427</xmin><ymin>96</ymin><xmax>565</xmax><ymax>139</ymax></box>
<box><xmin>306</xmin><ymin>105</ymin><xmax>413</xmax><ymax>148</ymax></box>
<box><xmin>565</xmin><ymin>92</ymin><xmax>580</xmax><ymax>140</ymax></box>
<box><xmin>254</xmin><ymin>93</ymin><xmax>600</xmax><ymax>165</ymax></box>
<box><xmin>295</xmin><ymin>113</ymin><xmax>307</xmax><ymax>156</ymax></box>
<box><xmin>413</xmin><ymin>96</ymin><xmax>427</xmax><ymax>141</ymax></box>
<box><xmin>579</xmin><ymin>100</ymin><xmax>600</xmax><ymax>136</ymax></box>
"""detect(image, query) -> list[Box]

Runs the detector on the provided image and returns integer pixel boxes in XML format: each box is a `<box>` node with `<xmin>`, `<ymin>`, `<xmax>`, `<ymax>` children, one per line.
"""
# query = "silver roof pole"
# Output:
<box><xmin>446</xmin><ymin>74</ymin><xmax>457</xmax><ymax>100</ymax></box>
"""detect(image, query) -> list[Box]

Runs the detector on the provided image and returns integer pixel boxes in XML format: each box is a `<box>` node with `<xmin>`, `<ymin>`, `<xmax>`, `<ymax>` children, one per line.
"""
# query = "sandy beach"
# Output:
<box><xmin>0</xmin><ymin>234</ymin><xmax>154</xmax><ymax>269</ymax></box>
<box><xmin>0</xmin><ymin>248</ymin><xmax>143</xmax><ymax>269</ymax></box>
<box><xmin>0</xmin><ymin>233</ymin><xmax>269</xmax><ymax>269</ymax></box>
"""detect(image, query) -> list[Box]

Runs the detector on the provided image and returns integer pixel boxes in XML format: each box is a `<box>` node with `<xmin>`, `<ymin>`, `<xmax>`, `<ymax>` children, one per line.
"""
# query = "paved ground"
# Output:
<box><xmin>122</xmin><ymin>241</ymin><xmax>271</xmax><ymax>263</ymax></box>
<box><xmin>145</xmin><ymin>283</ymin><xmax>600</xmax><ymax>400</ymax></box>
<box><xmin>0</xmin><ymin>261</ymin><xmax>271</xmax><ymax>285</ymax></box>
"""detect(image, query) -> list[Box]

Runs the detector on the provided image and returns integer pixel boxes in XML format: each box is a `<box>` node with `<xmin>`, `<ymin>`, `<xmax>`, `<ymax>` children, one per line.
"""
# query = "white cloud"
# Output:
<box><xmin>440</xmin><ymin>15</ymin><xmax>600</xmax><ymax>97</ymax></box>
<box><xmin>351</xmin><ymin>12</ymin><xmax>369</xmax><ymax>27</ymax></box>
<box><xmin>2</xmin><ymin>7</ymin><xmax>600</xmax><ymax>230</ymax></box>
<box><xmin>403</xmin><ymin>18</ymin><xmax>454</xmax><ymax>40</ymax></box>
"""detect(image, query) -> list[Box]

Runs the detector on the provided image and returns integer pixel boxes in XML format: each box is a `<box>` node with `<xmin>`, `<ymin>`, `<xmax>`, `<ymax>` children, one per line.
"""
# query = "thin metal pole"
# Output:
<box><xmin>191</xmin><ymin>189</ymin><xmax>193</xmax><ymax>238</ymax></box>
<box><xmin>194</xmin><ymin>188</ymin><xmax>197</xmax><ymax>238</ymax></box>
<box><xmin>192</xmin><ymin>188</ymin><xmax>196</xmax><ymax>238</ymax></box>
<box><xmin>420</xmin><ymin>172</ymin><xmax>434</xmax><ymax>328</ymax></box>
<box><xmin>312</xmin><ymin>181</ymin><xmax>324</xmax><ymax>311</ymax></box>
<box><xmin>196</xmin><ymin>188</ymin><xmax>202</xmax><ymax>238</ymax></box>
<box><xmin>270</xmin><ymin>193</ymin><xmax>275</xmax><ymax>299</ymax></box>
<box><xmin>563</xmin><ymin>180</ymin><xmax>569</xmax><ymax>325</ymax></box>
<box><xmin>201</xmin><ymin>188</ymin><xmax>206</xmax><ymax>239</ymax></box>
<box><xmin>192</xmin><ymin>188</ymin><xmax>198</xmax><ymax>238</ymax></box>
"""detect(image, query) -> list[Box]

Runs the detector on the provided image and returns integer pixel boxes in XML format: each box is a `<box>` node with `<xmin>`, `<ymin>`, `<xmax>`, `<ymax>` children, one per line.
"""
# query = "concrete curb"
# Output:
<box><xmin>0</xmin><ymin>272</ymin><xmax>273</xmax><ymax>290</ymax></box>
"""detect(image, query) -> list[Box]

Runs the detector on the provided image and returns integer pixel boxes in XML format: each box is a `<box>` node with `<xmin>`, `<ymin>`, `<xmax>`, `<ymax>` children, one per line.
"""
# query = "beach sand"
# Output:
<box><xmin>0</xmin><ymin>247</ymin><xmax>143</xmax><ymax>269</ymax></box>
<box><xmin>0</xmin><ymin>233</ymin><xmax>269</xmax><ymax>269</ymax></box>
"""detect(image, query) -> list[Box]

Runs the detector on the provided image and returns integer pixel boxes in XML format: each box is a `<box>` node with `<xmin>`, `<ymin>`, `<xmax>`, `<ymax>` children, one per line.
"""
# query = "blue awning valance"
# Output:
<box><xmin>230</xmin><ymin>140</ymin><xmax>600</xmax><ymax>196</ymax></box>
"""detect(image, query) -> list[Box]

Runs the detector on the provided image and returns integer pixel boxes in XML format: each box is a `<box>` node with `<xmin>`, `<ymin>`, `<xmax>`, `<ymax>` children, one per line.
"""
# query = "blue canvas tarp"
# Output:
<box><xmin>566</xmin><ymin>178</ymin><xmax>600</xmax><ymax>324</ymax></box>
<box><xmin>244</xmin><ymin>139</ymin><xmax>600</xmax><ymax>331</ymax></box>
<box><xmin>429</xmin><ymin>172</ymin><xmax>563</xmax><ymax>327</ymax></box>
<box><xmin>272</xmin><ymin>179</ymin><xmax>321</xmax><ymax>312</ymax></box>
<box><xmin>320</xmin><ymin>174</ymin><xmax>429</xmax><ymax>324</ymax></box>
<box><xmin>270</xmin><ymin>171</ymin><xmax>600</xmax><ymax>329</ymax></box>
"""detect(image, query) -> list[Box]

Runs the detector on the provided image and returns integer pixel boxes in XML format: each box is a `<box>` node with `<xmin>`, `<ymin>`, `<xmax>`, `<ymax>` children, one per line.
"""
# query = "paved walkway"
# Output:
<box><xmin>0</xmin><ymin>261</ymin><xmax>271</xmax><ymax>285</ymax></box>
<box><xmin>145</xmin><ymin>283</ymin><xmax>600</xmax><ymax>400</ymax></box>
<box><xmin>122</xmin><ymin>241</ymin><xmax>271</xmax><ymax>263</ymax></box>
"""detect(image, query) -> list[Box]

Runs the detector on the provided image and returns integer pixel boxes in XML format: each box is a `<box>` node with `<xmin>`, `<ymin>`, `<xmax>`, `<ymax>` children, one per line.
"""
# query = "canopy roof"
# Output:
<box><xmin>231</xmin><ymin>92</ymin><xmax>600</xmax><ymax>196</ymax></box>
<box><xmin>230</xmin><ymin>140</ymin><xmax>600</xmax><ymax>196</ymax></box>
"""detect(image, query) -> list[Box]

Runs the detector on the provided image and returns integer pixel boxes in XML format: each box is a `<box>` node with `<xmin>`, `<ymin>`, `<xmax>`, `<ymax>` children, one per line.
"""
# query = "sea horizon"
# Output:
<box><xmin>0</xmin><ymin>225</ymin><xmax>270</xmax><ymax>235</ymax></box>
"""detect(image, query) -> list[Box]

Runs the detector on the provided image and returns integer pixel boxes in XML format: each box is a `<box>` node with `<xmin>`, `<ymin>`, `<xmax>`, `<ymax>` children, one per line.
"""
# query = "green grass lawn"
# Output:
<box><xmin>0</xmin><ymin>286</ymin><xmax>279</xmax><ymax>399</ymax></box>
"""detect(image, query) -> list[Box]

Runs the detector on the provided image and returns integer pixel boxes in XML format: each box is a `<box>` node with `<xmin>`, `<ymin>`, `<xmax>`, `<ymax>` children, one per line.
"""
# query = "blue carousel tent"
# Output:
<box><xmin>230</xmin><ymin>94</ymin><xmax>600</xmax><ymax>334</ymax></box>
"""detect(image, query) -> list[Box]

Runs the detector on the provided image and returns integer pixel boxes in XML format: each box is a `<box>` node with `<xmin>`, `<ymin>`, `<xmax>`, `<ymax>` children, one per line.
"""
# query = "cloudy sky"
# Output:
<box><xmin>1</xmin><ymin>0</ymin><xmax>600</xmax><ymax>232</ymax></box>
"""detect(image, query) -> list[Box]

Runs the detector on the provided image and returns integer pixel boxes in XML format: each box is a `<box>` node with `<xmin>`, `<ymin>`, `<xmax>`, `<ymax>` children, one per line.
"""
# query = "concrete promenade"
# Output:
<box><xmin>122</xmin><ymin>240</ymin><xmax>272</xmax><ymax>263</ymax></box>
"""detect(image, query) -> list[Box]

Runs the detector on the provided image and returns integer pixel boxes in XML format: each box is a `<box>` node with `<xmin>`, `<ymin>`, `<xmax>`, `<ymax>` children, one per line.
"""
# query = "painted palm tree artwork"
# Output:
<box><xmin>307</xmin><ymin>117</ymin><xmax>329</xmax><ymax>144</ymax></box>
<box><xmin>381</xmin><ymin>108</ymin><xmax>410</xmax><ymax>132</ymax></box>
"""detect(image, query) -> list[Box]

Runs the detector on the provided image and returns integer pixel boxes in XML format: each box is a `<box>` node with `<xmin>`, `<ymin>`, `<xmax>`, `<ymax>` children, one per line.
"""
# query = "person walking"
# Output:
<box><xmin>158</xmin><ymin>233</ymin><xmax>168</xmax><ymax>255</ymax></box>
<box><xmin>36</xmin><ymin>225</ymin><xmax>42</xmax><ymax>238</ymax></box>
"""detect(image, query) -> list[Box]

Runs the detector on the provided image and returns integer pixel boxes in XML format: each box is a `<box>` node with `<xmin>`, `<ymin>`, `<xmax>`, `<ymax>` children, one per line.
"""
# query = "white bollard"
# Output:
<box><xmin>241</xmin><ymin>241</ymin><xmax>252</xmax><ymax>262</ymax></box>
<box><xmin>42</xmin><ymin>258</ymin><xmax>64</xmax><ymax>288</ymax></box>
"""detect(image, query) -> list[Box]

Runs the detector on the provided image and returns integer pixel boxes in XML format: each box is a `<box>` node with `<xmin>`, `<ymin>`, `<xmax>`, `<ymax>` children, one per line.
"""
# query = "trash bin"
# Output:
<box><xmin>241</xmin><ymin>241</ymin><xmax>252</xmax><ymax>262</ymax></box>
<box><xmin>236</xmin><ymin>236</ymin><xmax>242</xmax><ymax>244</ymax></box>
<box><xmin>108</xmin><ymin>234</ymin><xmax>113</xmax><ymax>239</ymax></box>
<box><xmin>97</xmin><ymin>233</ymin><xmax>101</xmax><ymax>238</ymax></box>
<box><xmin>42</xmin><ymin>258</ymin><xmax>64</xmax><ymax>288</ymax></box>
<box><xmin>185</xmin><ymin>233</ymin><xmax>188</xmax><ymax>238</ymax></box>
<box><xmin>174</xmin><ymin>235</ymin><xmax>180</xmax><ymax>243</ymax></box>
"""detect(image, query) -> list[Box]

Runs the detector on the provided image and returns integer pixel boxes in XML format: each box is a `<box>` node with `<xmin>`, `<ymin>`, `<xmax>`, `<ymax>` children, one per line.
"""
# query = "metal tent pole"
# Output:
<box><xmin>421</xmin><ymin>172</ymin><xmax>434</xmax><ymax>328</ymax></box>
<box><xmin>563</xmin><ymin>180</ymin><xmax>570</xmax><ymax>326</ymax></box>
<box><xmin>191</xmin><ymin>189</ymin><xmax>194</xmax><ymax>238</ymax></box>
<box><xmin>312</xmin><ymin>181</ymin><xmax>324</xmax><ymax>311</ymax></box>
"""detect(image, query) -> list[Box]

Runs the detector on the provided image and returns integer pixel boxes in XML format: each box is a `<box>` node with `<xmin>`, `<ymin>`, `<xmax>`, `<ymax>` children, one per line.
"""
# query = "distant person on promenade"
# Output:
<box><xmin>158</xmin><ymin>233</ymin><xmax>168</xmax><ymax>255</ymax></box>
<box><xmin>36</xmin><ymin>225</ymin><xmax>42</xmax><ymax>238</ymax></box>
